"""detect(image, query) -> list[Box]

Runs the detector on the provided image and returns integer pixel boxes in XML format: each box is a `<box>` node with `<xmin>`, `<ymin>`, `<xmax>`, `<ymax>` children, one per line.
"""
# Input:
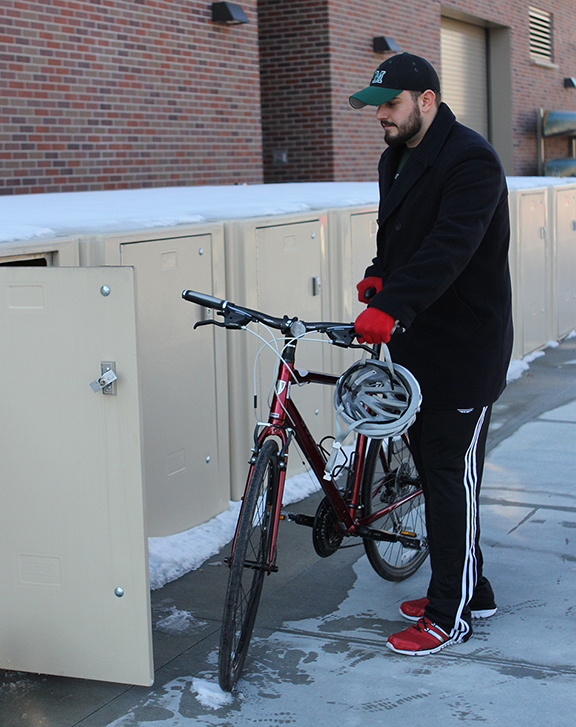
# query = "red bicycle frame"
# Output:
<box><xmin>230</xmin><ymin>335</ymin><xmax>421</xmax><ymax>574</ymax></box>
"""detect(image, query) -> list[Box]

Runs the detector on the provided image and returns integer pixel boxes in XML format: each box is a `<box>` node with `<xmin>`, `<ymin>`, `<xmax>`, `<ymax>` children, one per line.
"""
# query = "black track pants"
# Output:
<box><xmin>408</xmin><ymin>406</ymin><xmax>493</xmax><ymax>638</ymax></box>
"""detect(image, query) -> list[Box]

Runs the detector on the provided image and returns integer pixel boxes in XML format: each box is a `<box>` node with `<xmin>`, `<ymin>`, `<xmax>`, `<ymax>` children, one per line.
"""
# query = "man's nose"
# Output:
<box><xmin>376</xmin><ymin>105</ymin><xmax>387</xmax><ymax>120</ymax></box>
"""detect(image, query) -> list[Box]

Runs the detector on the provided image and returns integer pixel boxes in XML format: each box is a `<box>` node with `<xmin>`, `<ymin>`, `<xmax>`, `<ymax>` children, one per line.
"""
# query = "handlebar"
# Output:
<box><xmin>182</xmin><ymin>289</ymin><xmax>361</xmax><ymax>349</ymax></box>
<box><xmin>182</xmin><ymin>290</ymin><xmax>226</xmax><ymax>311</ymax></box>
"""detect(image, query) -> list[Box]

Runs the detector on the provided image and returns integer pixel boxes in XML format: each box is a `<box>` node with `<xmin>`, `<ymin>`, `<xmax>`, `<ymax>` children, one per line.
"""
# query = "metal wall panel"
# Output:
<box><xmin>509</xmin><ymin>188</ymin><xmax>551</xmax><ymax>357</ymax></box>
<box><xmin>121</xmin><ymin>233</ymin><xmax>230</xmax><ymax>536</ymax></box>
<box><xmin>224</xmin><ymin>213</ymin><xmax>333</xmax><ymax>500</ymax></box>
<box><xmin>76</xmin><ymin>224</ymin><xmax>229</xmax><ymax>535</ymax></box>
<box><xmin>0</xmin><ymin>266</ymin><xmax>153</xmax><ymax>686</ymax></box>
<box><xmin>550</xmin><ymin>185</ymin><xmax>576</xmax><ymax>337</ymax></box>
<box><xmin>327</xmin><ymin>206</ymin><xmax>379</xmax><ymax>375</ymax></box>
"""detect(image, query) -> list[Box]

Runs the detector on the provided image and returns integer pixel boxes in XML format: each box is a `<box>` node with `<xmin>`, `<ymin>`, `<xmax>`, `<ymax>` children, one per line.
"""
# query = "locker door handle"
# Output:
<box><xmin>90</xmin><ymin>362</ymin><xmax>118</xmax><ymax>394</ymax></box>
<box><xmin>312</xmin><ymin>277</ymin><xmax>321</xmax><ymax>296</ymax></box>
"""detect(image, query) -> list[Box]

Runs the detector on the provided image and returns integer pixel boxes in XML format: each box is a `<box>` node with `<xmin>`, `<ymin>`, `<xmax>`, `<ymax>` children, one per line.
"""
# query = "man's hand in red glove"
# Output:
<box><xmin>356</xmin><ymin>276</ymin><xmax>382</xmax><ymax>304</ymax></box>
<box><xmin>354</xmin><ymin>307</ymin><xmax>396</xmax><ymax>344</ymax></box>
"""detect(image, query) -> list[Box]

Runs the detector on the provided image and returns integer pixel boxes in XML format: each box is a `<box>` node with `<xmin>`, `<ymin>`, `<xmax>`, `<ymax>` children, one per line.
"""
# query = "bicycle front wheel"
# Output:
<box><xmin>361</xmin><ymin>436</ymin><xmax>428</xmax><ymax>581</ymax></box>
<box><xmin>219</xmin><ymin>438</ymin><xmax>279</xmax><ymax>691</ymax></box>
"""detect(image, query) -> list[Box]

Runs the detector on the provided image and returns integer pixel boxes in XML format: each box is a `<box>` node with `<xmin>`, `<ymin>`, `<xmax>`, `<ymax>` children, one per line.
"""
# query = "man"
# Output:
<box><xmin>349</xmin><ymin>53</ymin><xmax>513</xmax><ymax>655</ymax></box>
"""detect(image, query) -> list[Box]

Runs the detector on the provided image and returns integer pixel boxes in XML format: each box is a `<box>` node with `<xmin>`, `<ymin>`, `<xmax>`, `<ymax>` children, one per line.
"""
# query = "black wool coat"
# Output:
<box><xmin>365</xmin><ymin>103</ymin><xmax>513</xmax><ymax>410</ymax></box>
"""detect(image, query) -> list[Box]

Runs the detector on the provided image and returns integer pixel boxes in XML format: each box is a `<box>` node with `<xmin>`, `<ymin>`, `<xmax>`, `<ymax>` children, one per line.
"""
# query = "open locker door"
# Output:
<box><xmin>0</xmin><ymin>266</ymin><xmax>153</xmax><ymax>686</ymax></box>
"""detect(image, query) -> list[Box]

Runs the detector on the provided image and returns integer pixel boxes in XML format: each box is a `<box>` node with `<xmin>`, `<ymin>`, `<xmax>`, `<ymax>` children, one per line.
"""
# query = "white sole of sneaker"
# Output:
<box><xmin>471</xmin><ymin>607</ymin><xmax>497</xmax><ymax>619</ymax></box>
<box><xmin>386</xmin><ymin>637</ymin><xmax>457</xmax><ymax>656</ymax></box>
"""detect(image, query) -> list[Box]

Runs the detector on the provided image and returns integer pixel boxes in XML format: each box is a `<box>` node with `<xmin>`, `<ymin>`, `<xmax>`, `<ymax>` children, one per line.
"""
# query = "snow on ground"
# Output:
<box><xmin>506</xmin><ymin>350</ymin><xmax>546</xmax><ymax>382</ymax></box>
<box><xmin>153</xmin><ymin>607</ymin><xmax>207</xmax><ymax>636</ymax></box>
<box><xmin>190</xmin><ymin>679</ymin><xmax>234</xmax><ymax>710</ymax></box>
<box><xmin>149</xmin><ymin>466</ymin><xmax>324</xmax><ymax>590</ymax></box>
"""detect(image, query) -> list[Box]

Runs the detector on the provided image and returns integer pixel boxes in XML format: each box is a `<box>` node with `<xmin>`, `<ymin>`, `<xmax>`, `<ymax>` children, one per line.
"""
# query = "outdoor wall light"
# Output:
<box><xmin>211</xmin><ymin>2</ymin><xmax>249</xmax><ymax>24</ymax></box>
<box><xmin>373</xmin><ymin>36</ymin><xmax>400</xmax><ymax>54</ymax></box>
<box><xmin>564</xmin><ymin>77</ymin><xmax>576</xmax><ymax>88</ymax></box>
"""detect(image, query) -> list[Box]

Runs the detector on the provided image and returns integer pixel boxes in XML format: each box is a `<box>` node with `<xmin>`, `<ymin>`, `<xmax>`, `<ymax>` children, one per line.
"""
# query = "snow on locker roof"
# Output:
<box><xmin>2</xmin><ymin>178</ymin><xmax>574</xmax><ymax>245</ymax></box>
<box><xmin>0</xmin><ymin>182</ymin><xmax>381</xmax><ymax>243</ymax></box>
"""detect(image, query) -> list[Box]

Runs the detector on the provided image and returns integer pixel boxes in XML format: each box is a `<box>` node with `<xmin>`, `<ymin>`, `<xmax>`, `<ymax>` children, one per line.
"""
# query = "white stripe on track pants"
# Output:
<box><xmin>408</xmin><ymin>405</ymin><xmax>493</xmax><ymax>639</ymax></box>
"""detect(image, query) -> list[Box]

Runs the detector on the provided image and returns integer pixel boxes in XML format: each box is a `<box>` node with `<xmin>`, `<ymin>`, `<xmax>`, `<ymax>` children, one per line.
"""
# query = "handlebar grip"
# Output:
<box><xmin>182</xmin><ymin>289</ymin><xmax>225</xmax><ymax>311</ymax></box>
<box><xmin>363</xmin><ymin>286</ymin><xmax>377</xmax><ymax>301</ymax></box>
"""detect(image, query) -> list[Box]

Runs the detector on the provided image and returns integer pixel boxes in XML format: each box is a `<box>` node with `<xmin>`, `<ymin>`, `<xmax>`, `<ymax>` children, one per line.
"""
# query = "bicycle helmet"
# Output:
<box><xmin>324</xmin><ymin>352</ymin><xmax>421</xmax><ymax>478</ymax></box>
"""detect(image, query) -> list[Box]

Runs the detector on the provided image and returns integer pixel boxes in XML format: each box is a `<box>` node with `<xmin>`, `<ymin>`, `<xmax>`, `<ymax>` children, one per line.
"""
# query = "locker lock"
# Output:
<box><xmin>90</xmin><ymin>362</ymin><xmax>118</xmax><ymax>394</ymax></box>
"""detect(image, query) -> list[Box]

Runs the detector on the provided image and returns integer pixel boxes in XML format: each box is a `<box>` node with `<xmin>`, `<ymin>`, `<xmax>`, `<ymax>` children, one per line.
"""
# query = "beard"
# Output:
<box><xmin>382</xmin><ymin>102</ymin><xmax>423</xmax><ymax>147</ymax></box>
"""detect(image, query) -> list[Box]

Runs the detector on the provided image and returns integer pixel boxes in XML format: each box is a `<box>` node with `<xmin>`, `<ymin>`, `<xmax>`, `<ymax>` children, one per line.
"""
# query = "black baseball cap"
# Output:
<box><xmin>349</xmin><ymin>52</ymin><xmax>441</xmax><ymax>109</ymax></box>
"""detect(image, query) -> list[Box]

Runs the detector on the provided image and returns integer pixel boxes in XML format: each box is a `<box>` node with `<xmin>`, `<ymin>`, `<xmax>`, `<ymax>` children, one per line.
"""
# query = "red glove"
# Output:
<box><xmin>354</xmin><ymin>307</ymin><xmax>396</xmax><ymax>344</ymax></box>
<box><xmin>356</xmin><ymin>276</ymin><xmax>382</xmax><ymax>304</ymax></box>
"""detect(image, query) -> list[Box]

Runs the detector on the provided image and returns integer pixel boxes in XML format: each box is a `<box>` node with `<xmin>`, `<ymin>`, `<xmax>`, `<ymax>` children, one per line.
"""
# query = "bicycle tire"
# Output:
<box><xmin>361</xmin><ymin>436</ymin><xmax>429</xmax><ymax>581</ymax></box>
<box><xmin>218</xmin><ymin>438</ymin><xmax>279</xmax><ymax>691</ymax></box>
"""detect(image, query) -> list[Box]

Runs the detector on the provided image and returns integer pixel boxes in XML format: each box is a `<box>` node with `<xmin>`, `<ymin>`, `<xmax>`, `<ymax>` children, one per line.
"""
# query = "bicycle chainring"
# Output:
<box><xmin>312</xmin><ymin>496</ymin><xmax>344</xmax><ymax>557</ymax></box>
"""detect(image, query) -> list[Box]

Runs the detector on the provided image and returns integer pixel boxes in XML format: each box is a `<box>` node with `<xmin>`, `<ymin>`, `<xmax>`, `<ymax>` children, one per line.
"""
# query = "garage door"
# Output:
<box><xmin>441</xmin><ymin>16</ymin><xmax>489</xmax><ymax>139</ymax></box>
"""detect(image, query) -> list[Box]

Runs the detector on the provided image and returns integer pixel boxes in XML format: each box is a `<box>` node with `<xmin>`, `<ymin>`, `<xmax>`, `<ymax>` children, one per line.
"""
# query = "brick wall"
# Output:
<box><xmin>0</xmin><ymin>0</ymin><xmax>263</xmax><ymax>194</ymax></box>
<box><xmin>324</xmin><ymin>0</ymin><xmax>576</xmax><ymax>180</ymax></box>
<box><xmin>3</xmin><ymin>0</ymin><xmax>575</xmax><ymax>194</ymax></box>
<box><xmin>500</xmin><ymin>0</ymin><xmax>576</xmax><ymax>174</ymax></box>
<box><xmin>328</xmin><ymin>0</ymin><xmax>440</xmax><ymax>182</ymax></box>
<box><xmin>258</xmin><ymin>0</ymin><xmax>334</xmax><ymax>183</ymax></box>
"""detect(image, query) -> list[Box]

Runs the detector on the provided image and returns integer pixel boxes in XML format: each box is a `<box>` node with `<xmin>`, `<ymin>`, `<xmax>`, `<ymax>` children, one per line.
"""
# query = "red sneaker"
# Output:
<box><xmin>399</xmin><ymin>597</ymin><xmax>429</xmax><ymax>622</ymax></box>
<box><xmin>387</xmin><ymin>617</ymin><xmax>470</xmax><ymax>656</ymax></box>
<box><xmin>400</xmin><ymin>596</ymin><xmax>497</xmax><ymax>622</ymax></box>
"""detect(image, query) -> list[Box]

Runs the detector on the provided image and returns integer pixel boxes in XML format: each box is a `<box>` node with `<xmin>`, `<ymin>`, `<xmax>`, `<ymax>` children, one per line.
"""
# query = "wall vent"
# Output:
<box><xmin>529</xmin><ymin>7</ymin><xmax>553</xmax><ymax>62</ymax></box>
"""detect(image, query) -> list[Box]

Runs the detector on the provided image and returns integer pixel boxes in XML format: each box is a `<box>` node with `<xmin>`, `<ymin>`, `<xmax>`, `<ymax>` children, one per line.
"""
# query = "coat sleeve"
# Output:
<box><xmin>369</xmin><ymin>145</ymin><xmax>507</xmax><ymax>327</ymax></box>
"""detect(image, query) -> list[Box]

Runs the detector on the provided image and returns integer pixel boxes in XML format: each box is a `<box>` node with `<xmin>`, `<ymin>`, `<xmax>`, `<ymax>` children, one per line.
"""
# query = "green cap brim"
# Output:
<box><xmin>349</xmin><ymin>86</ymin><xmax>402</xmax><ymax>109</ymax></box>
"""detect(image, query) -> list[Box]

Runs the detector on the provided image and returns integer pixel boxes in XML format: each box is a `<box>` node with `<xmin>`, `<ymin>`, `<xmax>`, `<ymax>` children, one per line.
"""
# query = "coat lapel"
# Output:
<box><xmin>378</xmin><ymin>104</ymin><xmax>457</xmax><ymax>225</ymax></box>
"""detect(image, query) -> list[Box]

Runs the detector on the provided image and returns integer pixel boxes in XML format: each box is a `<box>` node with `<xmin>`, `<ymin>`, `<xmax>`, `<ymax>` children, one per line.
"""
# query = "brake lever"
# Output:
<box><xmin>326</xmin><ymin>326</ymin><xmax>356</xmax><ymax>347</ymax></box>
<box><xmin>193</xmin><ymin>318</ymin><xmax>226</xmax><ymax>330</ymax></box>
<box><xmin>193</xmin><ymin>306</ymin><xmax>254</xmax><ymax>330</ymax></box>
<box><xmin>348</xmin><ymin>342</ymin><xmax>378</xmax><ymax>355</ymax></box>
<box><xmin>326</xmin><ymin>326</ymin><xmax>374</xmax><ymax>355</ymax></box>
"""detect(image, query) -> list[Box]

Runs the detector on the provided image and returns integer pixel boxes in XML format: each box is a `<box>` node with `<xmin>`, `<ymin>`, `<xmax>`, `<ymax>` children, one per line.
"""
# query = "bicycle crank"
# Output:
<box><xmin>312</xmin><ymin>496</ymin><xmax>344</xmax><ymax>557</ymax></box>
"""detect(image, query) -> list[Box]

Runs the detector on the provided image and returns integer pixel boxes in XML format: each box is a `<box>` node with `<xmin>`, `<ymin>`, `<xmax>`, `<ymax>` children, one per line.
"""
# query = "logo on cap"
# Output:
<box><xmin>372</xmin><ymin>70</ymin><xmax>386</xmax><ymax>84</ymax></box>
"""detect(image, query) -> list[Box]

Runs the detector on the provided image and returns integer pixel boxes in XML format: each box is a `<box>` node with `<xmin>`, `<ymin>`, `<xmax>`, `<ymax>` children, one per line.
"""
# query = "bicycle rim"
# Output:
<box><xmin>218</xmin><ymin>439</ymin><xmax>279</xmax><ymax>691</ymax></box>
<box><xmin>361</xmin><ymin>436</ymin><xmax>429</xmax><ymax>581</ymax></box>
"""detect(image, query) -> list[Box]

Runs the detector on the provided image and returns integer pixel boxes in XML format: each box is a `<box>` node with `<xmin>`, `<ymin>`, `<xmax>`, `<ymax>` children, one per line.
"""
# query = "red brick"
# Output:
<box><xmin>2</xmin><ymin>0</ymin><xmax>576</xmax><ymax>194</ymax></box>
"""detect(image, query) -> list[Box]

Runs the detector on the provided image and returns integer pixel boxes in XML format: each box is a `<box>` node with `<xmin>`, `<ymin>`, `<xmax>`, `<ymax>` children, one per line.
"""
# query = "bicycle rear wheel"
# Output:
<box><xmin>219</xmin><ymin>438</ymin><xmax>279</xmax><ymax>691</ymax></box>
<box><xmin>361</xmin><ymin>435</ymin><xmax>428</xmax><ymax>581</ymax></box>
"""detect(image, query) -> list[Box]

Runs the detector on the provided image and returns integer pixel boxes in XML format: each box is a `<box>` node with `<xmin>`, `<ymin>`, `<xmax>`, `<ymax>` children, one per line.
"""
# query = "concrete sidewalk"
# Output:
<box><xmin>2</xmin><ymin>336</ymin><xmax>576</xmax><ymax>727</ymax></box>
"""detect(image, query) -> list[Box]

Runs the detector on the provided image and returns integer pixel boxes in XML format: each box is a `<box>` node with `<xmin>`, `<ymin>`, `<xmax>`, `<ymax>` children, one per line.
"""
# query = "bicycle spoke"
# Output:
<box><xmin>361</xmin><ymin>435</ymin><xmax>429</xmax><ymax>581</ymax></box>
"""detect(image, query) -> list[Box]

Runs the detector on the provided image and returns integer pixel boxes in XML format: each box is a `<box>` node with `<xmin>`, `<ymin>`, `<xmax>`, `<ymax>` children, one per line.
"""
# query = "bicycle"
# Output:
<box><xmin>182</xmin><ymin>289</ymin><xmax>429</xmax><ymax>692</ymax></box>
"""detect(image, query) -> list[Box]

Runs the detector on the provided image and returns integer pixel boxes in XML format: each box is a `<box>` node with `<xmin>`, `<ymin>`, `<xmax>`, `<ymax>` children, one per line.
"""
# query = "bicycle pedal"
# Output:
<box><xmin>280</xmin><ymin>511</ymin><xmax>315</xmax><ymax>527</ymax></box>
<box><xmin>397</xmin><ymin>530</ymin><xmax>421</xmax><ymax>550</ymax></box>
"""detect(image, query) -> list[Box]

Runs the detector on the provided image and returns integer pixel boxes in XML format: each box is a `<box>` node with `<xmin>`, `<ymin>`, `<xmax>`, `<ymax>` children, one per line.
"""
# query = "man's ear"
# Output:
<box><xmin>420</xmin><ymin>90</ymin><xmax>437</xmax><ymax>113</ymax></box>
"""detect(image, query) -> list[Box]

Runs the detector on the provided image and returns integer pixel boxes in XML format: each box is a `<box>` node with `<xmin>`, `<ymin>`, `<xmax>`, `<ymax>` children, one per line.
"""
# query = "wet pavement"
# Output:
<box><xmin>2</xmin><ymin>335</ymin><xmax>576</xmax><ymax>727</ymax></box>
